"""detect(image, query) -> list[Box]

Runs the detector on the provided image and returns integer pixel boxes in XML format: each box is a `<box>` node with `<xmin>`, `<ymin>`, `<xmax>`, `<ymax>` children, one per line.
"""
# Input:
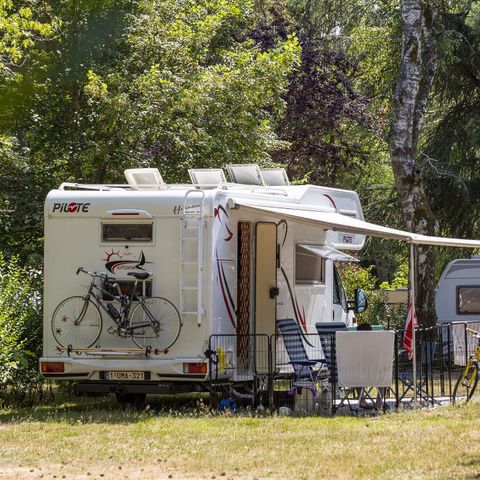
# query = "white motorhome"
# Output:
<box><xmin>435</xmin><ymin>257</ymin><xmax>480</xmax><ymax>323</ymax></box>
<box><xmin>40</xmin><ymin>166</ymin><xmax>367</xmax><ymax>402</ymax></box>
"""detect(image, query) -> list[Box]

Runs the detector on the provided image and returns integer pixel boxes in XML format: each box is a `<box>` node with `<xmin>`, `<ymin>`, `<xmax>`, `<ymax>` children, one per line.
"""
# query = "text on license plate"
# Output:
<box><xmin>106</xmin><ymin>371</ymin><xmax>145</xmax><ymax>381</ymax></box>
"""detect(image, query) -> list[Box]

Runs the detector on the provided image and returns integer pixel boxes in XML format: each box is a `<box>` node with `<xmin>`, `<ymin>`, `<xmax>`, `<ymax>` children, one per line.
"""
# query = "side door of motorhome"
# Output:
<box><xmin>254</xmin><ymin>222</ymin><xmax>277</xmax><ymax>372</ymax></box>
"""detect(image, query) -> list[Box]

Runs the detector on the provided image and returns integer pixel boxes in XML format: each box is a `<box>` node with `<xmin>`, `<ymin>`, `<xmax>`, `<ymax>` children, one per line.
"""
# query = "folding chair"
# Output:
<box><xmin>335</xmin><ymin>331</ymin><xmax>395</xmax><ymax>413</ymax></box>
<box><xmin>315</xmin><ymin>322</ymin><xmax>347</xmax><ymax>384</ymax></box>
<box><xmin>276</xmin><ymin>318</ymin><xmax>326</xmax><ymax>396</ymax></box>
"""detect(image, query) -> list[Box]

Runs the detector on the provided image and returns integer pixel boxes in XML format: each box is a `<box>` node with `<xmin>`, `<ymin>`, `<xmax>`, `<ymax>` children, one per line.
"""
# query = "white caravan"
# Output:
<box><xmin>40</xmin><ymin>166</ymin><xmax>366</xmax><ymax>400</ymax></box>
<box><xmin>435</xmin><ymin>257</ymin><xmax>480</xmax><ymax>324</ymax></box>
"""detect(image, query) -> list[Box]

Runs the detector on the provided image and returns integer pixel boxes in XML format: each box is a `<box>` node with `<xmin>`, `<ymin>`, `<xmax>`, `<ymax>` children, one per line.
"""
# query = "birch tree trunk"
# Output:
<box><xmin>389</xmin><ymin>0</ymin><xmax>439</xmax><ymax>327</ymax></box>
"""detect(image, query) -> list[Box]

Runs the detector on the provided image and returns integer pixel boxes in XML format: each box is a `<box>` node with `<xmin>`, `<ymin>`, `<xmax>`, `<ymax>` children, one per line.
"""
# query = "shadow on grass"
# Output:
<box><xmin>0</xmin><ymin>391</ymin><xmax>212</xmax><ymax>424</ymax></box>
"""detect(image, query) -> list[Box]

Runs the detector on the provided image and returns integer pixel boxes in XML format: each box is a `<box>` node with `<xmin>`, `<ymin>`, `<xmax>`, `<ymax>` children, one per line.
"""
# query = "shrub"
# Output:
<box><xmin>0</xmin><ymin>256</ymin><xmax>43</xmax><ymax>401</ymax></box>
<box><xmin>339</xmin><ymin>262</ymin><xmax>408</xmax><ymax>329</ymax></box>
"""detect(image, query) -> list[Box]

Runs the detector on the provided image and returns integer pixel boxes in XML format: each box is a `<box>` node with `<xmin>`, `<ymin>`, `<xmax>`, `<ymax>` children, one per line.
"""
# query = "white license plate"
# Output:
<box><xmin>105</xmin><ymin>371</ymin><xmax>145</xmax><ymax>381</ymax></box>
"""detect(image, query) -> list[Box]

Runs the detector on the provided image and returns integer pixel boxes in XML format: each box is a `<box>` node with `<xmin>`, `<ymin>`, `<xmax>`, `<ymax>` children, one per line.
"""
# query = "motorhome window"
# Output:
<box><xmin>295</xmin><ymin>245</ymin><xmax>325</xmax><ymax>284</ymax></box>
<box><xmin>101</xmin><ymin>223</ymin><xmax>153</xmax><ymax>242</ymax></box>
<box><xmin>333</xmin><ymin>264</ymin><xmax>348</xmax><ymax>311</ymax></box>
<box><xmin>457</xmin><ymin>286</ymin><xmax>480</xmax><ymax>314</ymax></box>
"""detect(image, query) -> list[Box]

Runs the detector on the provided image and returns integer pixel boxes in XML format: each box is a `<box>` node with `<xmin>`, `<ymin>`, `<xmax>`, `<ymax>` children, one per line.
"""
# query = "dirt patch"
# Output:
<box><xmin>0</xmin><ymin>465</ymin><xmax>247</xmax><ymax>480</ymax></box>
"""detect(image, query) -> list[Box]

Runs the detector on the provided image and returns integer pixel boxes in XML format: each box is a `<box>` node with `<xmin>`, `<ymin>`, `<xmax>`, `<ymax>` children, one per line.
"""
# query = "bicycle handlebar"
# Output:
<box><xmin>76</xmin><ymin>267</ymin><xmax>108</xmax><ymax>280</ymax></box>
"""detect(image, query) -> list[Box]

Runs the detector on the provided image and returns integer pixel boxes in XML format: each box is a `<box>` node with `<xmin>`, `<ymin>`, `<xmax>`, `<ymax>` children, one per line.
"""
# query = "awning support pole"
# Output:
<box><xmin>409</xmin><ymin>243</ymin><xmax>417</xmax><ymax>403</ymax></box>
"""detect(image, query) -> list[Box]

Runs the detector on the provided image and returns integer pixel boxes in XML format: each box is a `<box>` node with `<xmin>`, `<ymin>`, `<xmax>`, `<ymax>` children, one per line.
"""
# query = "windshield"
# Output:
<box><xmin>333</xmin><ymin>264</ymin><xmax>348</xmax><ymax>312</ymax></box>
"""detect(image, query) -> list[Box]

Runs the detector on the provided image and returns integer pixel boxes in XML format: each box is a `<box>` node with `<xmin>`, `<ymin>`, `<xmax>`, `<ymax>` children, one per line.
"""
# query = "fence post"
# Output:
<box><xmin>439</xmin><ymin>325</ymin><xmax>445</xmax><ymax>397</ymax></box>
<box><xmin>331</xmin><ymin>334</ymin><xmax>337</xmax><ymax>415</ymax></box>
<box><xmin>394</xmin><ymin>330</ymin><xmax>399</xmax><ymax>409</ymax></box>
<box><xmin>447</xmin><ymin>323</ymin><xmax>452</xmax><ymax>401</ymax></box>
<box><xmin>268</xmin><ymin>334</ymin><xmax>273</xmax><ymax>411</ymax></box>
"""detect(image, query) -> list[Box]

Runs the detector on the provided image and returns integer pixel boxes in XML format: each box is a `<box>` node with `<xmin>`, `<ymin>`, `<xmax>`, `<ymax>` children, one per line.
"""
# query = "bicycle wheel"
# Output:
<box><xmin>452</xmin><ymin>360</ymin><xmax>479</xmax><ymax>404</ymax></box>
<box><xmin>130</xmin><ymin>297</ymin><xmax>181</xmax><ymax>351</ymax></box>
<box><xmin>51</xmin><ymin>296</ymin><xmax>102</xmax><ymax>349</ymax></box>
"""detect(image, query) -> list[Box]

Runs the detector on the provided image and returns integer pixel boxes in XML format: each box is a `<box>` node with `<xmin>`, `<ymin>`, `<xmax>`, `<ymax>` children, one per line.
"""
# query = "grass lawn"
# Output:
<box><xmin>1</xmin><ymin>395</ymin><xmax>479</xmax><ymax>480</ymax></box>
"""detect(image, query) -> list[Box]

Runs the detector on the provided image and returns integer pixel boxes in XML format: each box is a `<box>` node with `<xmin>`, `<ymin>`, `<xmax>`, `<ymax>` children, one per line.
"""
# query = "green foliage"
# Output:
<box><xmin>0</xmin><ymin>256</ymin><xmax>43</xmax><ymax>399</ymax></box>
<box><xmin>339</xmin><ymin>263</ymin><xmax>386</xmax><ymax>325</ymax></box>
<box><xmin>340</xmin><ymin>262</ymin><xmax>408</xmax><ymax>329</ymax></box>
<box><xmin>379</xmin><ymin>262</ymin><xmax>408</xmax><ymax>290</ymax></box>
<box><xmin>0</xmin><ymin>0</ymin><xmax>59</xmax><ymax>79</ymax></box>
<box><xmin>0</xmin><ymin>0</ymin><xmax>299</xmax><ymax>256</ymax></box>
<box><xmin>95</xmin><ymin>0</ymin><xmax>301</xmax><ymax>182</ymax></box>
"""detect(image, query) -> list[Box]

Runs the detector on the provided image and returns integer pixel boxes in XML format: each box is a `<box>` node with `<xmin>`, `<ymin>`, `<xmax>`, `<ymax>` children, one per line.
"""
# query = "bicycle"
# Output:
<box><xmin>51</xmin><ymin>267</ymin><xmax>182</xmax><ymax>351</ymax></box>
<box><xmin>452</xmin><ymin>327</ymin><xmax>480</xmax><ymax>404</ymax></box>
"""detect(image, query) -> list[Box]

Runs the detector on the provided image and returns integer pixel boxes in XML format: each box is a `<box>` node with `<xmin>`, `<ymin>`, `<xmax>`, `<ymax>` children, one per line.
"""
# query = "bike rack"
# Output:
<box><xmin>58</xmin><ymin>345</ymin><xmax>169</xmax><ymax>358</ymax></box>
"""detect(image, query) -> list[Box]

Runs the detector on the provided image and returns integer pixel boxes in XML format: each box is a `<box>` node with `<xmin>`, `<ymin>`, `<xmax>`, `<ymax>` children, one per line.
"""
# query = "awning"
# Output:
<box><xmin>230</xmin><ymin>201</ymin><xmax>480</xmax><ymax>248</ymax></box>
<box><xmin>299</xmin><ymin>244</ymin><xmax>359</xmax><ymax>262</ymax></box>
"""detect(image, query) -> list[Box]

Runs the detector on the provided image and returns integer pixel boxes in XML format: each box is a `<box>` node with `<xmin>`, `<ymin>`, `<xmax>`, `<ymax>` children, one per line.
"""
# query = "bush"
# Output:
<box><xmin>339</xmin><ymin>262</ymin><xmax>408</xmax><ymax>329</ymax></box>
<box><xmin>0</xmin><ymin>256</ymin><xmax>43</xmax><ymax>401</ymax></box>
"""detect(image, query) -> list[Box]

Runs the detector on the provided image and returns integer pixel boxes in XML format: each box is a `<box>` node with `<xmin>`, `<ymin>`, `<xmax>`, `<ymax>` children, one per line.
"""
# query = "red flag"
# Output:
<box><xmin>403</xmin><ymin>303</ymin><xmax>418</xmax><ymax>360</ymax></box>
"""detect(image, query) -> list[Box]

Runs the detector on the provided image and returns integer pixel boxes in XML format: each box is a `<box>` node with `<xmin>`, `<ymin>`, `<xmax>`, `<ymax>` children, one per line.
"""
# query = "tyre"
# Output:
<box><xmin>51</xmin><ymin>296</ymin><xmax>102</xmax><ymax>348</ymax></box>
<box><xmin>130</xmin><ymin>297</ymin><xmax>181</xmax><ymax>351</ymax></box>
<box><xmin>452</xmin><ymin>361</ymin><xmax>479</xmax><ymax>404</ymax></box>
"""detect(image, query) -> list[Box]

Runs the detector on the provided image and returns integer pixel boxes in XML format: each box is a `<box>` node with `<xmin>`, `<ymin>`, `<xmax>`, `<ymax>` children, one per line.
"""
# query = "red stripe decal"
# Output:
<box><xmin>217</xmin><ymin>259</ymin><xmax>236</xmax><ymax>329</ymax></box>
<box><xmin>323</xmin><ymin>194</ymin><xmax>337</xmax><ymax>211</ymax></box>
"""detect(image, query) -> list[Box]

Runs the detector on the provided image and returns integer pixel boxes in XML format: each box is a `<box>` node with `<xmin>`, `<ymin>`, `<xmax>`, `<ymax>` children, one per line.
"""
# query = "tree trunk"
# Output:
<box><xmin>389</xmin><ymin>0</ymin><xmax>439</xmax><ymax>327</ymax></box>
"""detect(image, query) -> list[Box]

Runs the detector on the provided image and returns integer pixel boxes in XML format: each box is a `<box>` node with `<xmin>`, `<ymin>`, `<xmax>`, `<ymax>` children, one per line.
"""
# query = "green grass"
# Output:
<box><xmin>1</xmin><ymin>396</ymin><xmax>480</xmax><ymax>479</ymax></box>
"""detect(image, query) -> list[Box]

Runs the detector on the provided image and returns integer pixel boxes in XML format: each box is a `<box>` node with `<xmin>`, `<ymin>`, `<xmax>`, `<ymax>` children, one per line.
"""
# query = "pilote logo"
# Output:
<box><xmin>52</xmin><ymin>202</ymin><xmax>91</xmax><ymax>213</ymax></box>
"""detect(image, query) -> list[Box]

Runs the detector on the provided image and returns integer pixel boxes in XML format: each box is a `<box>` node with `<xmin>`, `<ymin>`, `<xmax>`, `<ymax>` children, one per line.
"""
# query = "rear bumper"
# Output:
<box><xmin>39</xmin><ymin>356</ymin><xmax>208</xmax><ymax>382</ymax></box>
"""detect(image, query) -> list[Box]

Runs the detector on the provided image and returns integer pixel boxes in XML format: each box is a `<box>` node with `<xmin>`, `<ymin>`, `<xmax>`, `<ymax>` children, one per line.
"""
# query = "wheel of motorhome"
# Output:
<box><xmin>452</xmin><ymin>361</ymin><xmax>479</xmax><ymax>404</ymax></box>
<box><xmin>129</xmin><ymin>297</ymin><xmax>181</xmax><ymax>351</ymax></box>
<box><xmin>51</xmin><ymin>296</ymin><xmax>102</xmax><ymax>349</ymax></box>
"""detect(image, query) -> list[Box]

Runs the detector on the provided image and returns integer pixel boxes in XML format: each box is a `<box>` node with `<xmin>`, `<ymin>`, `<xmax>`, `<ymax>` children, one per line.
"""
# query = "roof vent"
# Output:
<box><xmin>260</xmin><ymin>168</ymin><xmax>290</xmax><ymax>186</ymax></box>
<box><xmin>188</xmin><ymin>168</ymin><xmax>226</xmax><ymax>189</ymax></box>
<box><xmin>124</xmin><ymin>168</ymin><xmax>166</xmax><ymax>190</ymax></box>
<box><xmin>227</xmin><ymin>164</ymin><xmax>264</xmax><ymax>185</ymax></box>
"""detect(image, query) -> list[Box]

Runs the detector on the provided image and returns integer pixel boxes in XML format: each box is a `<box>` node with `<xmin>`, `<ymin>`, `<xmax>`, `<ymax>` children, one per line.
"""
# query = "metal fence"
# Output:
<box><xmin>207</xmin><ymin>321</ymin><xmax>480</xmax><ymax>414</ymax></box>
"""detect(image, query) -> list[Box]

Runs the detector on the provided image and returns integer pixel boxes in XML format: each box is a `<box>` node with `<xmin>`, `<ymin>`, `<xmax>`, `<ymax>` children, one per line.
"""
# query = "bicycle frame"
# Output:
<box><xmin>465</xmin><ymin>328</ymin><xmax>480</xmax><ymax>365</ymax></box>
<box><xmin>77</xmin><ymin>271</ymin><xmax>145</xmax><ymax>334</ymax></box>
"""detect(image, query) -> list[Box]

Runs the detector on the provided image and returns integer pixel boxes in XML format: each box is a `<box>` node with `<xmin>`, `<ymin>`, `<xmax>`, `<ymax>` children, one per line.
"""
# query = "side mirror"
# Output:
<box><xmin>354</xmin><ymin>288</ymin><xmax>368</xmax><ymax>314</ymax></box>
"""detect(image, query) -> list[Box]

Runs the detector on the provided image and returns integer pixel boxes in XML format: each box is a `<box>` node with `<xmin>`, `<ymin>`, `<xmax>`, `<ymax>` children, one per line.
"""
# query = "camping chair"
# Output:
<box><xmin>315</xmin><ymin>322</ymin><xmax>348</xmax><ymax>385</ymax></box>
<box><xmin>276</xmin><ymin>318</ymin><xmax>326</xmax><ymax>396</ymax></box>
<box><xmin>335</xmin><ymin>330</ymin><xmax>395</xmax><ymax>413</ymax></box>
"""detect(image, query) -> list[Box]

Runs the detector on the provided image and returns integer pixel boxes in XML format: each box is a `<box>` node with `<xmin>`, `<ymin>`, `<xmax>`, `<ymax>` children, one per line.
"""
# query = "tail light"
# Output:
<box><xmin>41</xmin><ymin>362</ymin><xmax>65</xmax><ymax>373</ymax></box>
<box><xmin>183</xmin><ymin>363</ymin><xmax>207</xmax><ymax>374</ymax></box>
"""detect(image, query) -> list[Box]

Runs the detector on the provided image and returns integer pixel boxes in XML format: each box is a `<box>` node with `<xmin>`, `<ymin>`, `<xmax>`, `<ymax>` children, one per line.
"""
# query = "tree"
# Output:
<box><xmin>422</xmin><ymin>5</ymin><xmax>480</xmax><ymax>241</ymax></box>
<box><xmin>95</xmin><ymin>0</ymin><xmax>300</xmax><ymax>182</ymax></box>
<box><xmin>389</xmin><ymin>0</ymin><xmax>439</xmax><ymax>326</ymax></box>
<box><xmin>0</xmin><ymin>0</ymin><xmax>59</xmax><ymax>79</ymax></box>
<box><xmin>0</xmin><ymin>0</ymin><xmax>300</xmax><ymax>256</ymax></box>
<box><xmin>250</xmin><ymin>2</ymin><xmax>380</xmax><ymax>184</ymax></box>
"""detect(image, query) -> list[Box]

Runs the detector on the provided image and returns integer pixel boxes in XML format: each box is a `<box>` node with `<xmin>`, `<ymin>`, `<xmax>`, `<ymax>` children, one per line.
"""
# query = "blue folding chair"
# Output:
<box><xmin>315</xmin><ymin>322</ymin><xmax>347</xmax><ymax>384</ymax></box>
<box><xmin>276</xmin><ymin>318</ymin><xmax>326</xmax><ymax>396</ymax></box>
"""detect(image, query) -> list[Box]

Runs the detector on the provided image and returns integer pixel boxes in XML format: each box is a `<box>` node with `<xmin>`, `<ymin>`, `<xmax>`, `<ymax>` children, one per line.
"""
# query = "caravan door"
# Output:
<box><xmin>255</xmin><ymin>223</ymin><xmax>277</xmax><ymax>373</ymax></box>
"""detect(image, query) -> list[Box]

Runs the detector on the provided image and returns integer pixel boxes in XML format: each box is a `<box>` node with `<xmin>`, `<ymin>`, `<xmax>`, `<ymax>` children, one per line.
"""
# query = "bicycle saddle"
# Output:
<box><xmin>128</xmin><ymin>271</ymin><xmax>150</xmax><ymax>280</ymax></box>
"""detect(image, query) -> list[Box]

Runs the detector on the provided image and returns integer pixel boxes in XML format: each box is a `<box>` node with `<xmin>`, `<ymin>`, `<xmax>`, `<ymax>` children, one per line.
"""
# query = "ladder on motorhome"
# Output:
<box><xmin>180</xmin><ymin>190</ymin><xmax>206</xmax><ymax>326</ymax></box>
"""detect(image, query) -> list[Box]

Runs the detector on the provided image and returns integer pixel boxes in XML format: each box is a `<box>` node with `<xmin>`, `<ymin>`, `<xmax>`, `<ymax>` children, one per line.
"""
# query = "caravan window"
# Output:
<box><xmin>295</xmin><ymin>245</ymin><xmax>325</xmax><ymax>284</ymax></box>
<box><xmin>457</xmin><ymin>286</ymin><xmax>480</xmax><ymax>314</ymax></box>
<box><xmin>333</xmin><ymin>264</ymin><xmax>348</xmax><ymax>311</ymax></box>
<box><xmin>101</xmin><ymin>223</ymin><xmax>153</xmax><ymax>243</ymax></box>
